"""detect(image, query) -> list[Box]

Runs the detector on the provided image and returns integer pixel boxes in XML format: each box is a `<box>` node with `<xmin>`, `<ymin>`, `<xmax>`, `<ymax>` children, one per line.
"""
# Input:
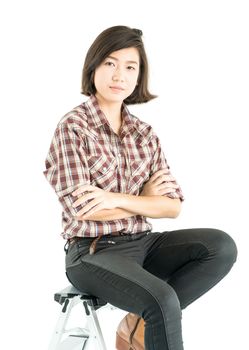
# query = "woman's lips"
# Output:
<box><xmin>109</xmin><ymin>86</ymin><xmax>124</xmax><ymax>92</ymax></box>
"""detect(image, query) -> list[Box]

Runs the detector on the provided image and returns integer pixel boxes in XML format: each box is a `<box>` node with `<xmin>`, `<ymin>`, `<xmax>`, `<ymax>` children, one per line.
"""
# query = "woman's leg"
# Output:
<box><xmin>66</xmin><ymin>238</ymin><xmax>184</xmax><ymax>350</ymax></box>
<box><xmin>142</xmin><ymin>228</ymin><xmax>238</xmax><ymax>309</ymax></box>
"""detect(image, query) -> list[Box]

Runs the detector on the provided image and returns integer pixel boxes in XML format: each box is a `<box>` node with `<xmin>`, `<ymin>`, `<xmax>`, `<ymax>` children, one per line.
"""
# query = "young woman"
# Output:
<box><xmin>43</xmin><ymin>26</ymin><xmax>238</xmax><ymax>350</ymax></box>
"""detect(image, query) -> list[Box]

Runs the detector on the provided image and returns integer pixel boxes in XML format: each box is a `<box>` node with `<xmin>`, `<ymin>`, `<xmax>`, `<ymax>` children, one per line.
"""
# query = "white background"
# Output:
<box><xmin>1</xmin><ymin>1</ymin><xmax>248</xmax><ymax>349</ymax></box>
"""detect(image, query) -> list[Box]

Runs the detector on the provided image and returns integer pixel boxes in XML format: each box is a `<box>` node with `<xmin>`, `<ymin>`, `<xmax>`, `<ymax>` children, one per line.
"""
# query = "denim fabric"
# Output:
<box><xmin>65</xmin><ymin>228</ymin><xmax>237</xmax><ymax>350</ymax></box>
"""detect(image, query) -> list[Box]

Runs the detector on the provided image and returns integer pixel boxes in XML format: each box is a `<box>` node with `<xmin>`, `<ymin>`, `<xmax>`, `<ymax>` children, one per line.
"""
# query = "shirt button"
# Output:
<box><xmin>103</xmin><ymin>167</ymin><xmax>107</xmax><ymax>171</ymax></box>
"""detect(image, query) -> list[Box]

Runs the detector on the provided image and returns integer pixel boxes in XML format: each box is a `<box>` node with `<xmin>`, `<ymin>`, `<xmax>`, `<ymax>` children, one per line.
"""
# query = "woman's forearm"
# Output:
<box><xmin>76</xmin><ymin>207</ymin><xmax>136</xmax><ymax>221</ymax></box>
<box><xmin>116</xmin><ymin>193</ymin><xmax>181</xmax><ymax>218</ymax></box>
<box><xmin>75</xmin><ymin>193</ymin><xmax>181</xmax><ymax>221</ymax></box>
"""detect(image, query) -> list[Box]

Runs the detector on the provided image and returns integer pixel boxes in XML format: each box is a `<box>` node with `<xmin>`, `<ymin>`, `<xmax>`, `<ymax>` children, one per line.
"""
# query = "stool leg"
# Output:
<box><xmin>48</xmin><ymin>296</ymin><xmax>81</xmax><ymax>350</ymax></box>
<box><xmin>83</xmin><ymin>300</ymin><xmax>107</xmax><ymax>350</ymax></box>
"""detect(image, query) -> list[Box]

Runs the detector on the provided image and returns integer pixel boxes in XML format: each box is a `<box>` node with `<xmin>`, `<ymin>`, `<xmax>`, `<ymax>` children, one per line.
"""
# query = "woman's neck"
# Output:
<box><xmin>95</xmin><ymin>94</ymin><xmax>122</xmax><ymax>125</ymax></box>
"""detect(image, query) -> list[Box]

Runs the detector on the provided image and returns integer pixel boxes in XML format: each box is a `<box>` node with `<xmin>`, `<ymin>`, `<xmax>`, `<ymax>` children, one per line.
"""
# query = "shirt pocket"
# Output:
<box><xmin>128</xmin><ymin>158</ymin><xmax>151</xmax><ymax>194</ymax></box>
<box><xmin>87</xmin><ymin>154</ymin><xmax>117</xmax><ymax>191</ymax></box>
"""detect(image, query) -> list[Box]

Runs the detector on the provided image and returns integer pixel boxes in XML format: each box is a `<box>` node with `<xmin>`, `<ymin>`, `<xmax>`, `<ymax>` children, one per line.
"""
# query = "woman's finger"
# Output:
<box><xmin>72</xmin><ymin>191</ymin><xmax>98</xmax><ymax>208</ymax></box>
<box><xmin>150</xmin><ymin>168</ymin><xmax>170</xmax><ymax>183</ymax></box>
<box><xmin>72</xmin><ymin>184</ymin><xmax>96</xmax><ymax>196</ymax></box>
<box><xmin>158</xmin><ymin>188</ymin><xmax>176</xmax><ymax>195</ymax></box>
<box><xmin>81</xmin><ymin>202</ymin><xmax>103</xmax><ymax>218</ymax></box>
<box><xmin>161</xmin><ymin>174</ymin><xmax>176</xmax><ymax>182</ymax></box>
<box><xmin>158</xmin><ymin>182</ymin><xmax>179</xmax><ymax>190</ymax></box>
<box><xmin>153</xmin><ymin>174</ymin><xmax>176</xmax><ymax>186</ymax></box>
<box><xmin>76</xmin><ymin>197</ymin><xmax>102</xmax><ymax>217</ymax></box>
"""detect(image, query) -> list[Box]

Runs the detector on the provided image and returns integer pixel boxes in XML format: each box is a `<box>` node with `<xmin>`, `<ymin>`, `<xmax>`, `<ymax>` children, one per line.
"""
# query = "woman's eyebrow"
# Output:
<box><xmin>106</xmin><ymin>55</ymin><xmax>138</xmax><ymax>65</ymax></box>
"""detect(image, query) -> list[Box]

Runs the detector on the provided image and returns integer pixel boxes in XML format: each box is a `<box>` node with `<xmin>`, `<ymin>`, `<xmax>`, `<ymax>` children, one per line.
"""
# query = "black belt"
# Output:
<box><xmin>98</xmin><ymin>230</ymin><xmax>151</xmax><ymax>241</ymax></box>
<box><xmin>67</xmin><ymin>230</ymin><xmax>151</xmax><ymax>255</ymax></box>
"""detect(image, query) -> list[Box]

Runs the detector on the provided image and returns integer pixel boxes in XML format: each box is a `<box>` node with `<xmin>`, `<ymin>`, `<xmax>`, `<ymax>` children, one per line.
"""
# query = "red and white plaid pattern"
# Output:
<box><xmin>43</xmin><ymin>95</ymin><xmax>184</xmax><ymax>239</ymax></box>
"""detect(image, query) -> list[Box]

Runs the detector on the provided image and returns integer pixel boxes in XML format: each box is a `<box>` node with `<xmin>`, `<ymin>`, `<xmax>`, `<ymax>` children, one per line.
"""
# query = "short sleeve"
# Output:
<box><xmin>150</xmin><ymin>132</ymin><xmax>184</xmax><ymax>201</ymax></box>
<box><xmin>43</xmin><ymin>124</ymin><xmax>90</xmax><ymax>216</ymax></box>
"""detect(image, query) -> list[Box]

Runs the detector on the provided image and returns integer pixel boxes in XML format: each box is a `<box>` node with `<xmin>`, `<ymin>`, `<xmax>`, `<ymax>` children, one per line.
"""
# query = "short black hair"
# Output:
<box><xmin>81</xmin><ymin>25</ymin><xmax>157</xmax><ymax>105</ymax></box>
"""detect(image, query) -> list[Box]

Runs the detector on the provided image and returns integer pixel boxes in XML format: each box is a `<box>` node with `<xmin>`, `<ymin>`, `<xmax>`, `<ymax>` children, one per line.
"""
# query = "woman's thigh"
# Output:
<box><xmin>66</xmin><ymin>246</ymin><xmax>179</xmax><ymax>314</ymax></box>
<box><xmin>143</xmin><ymin>228</ymin><xmax>237</xmax><ymax>276</ymax></box>
<box><xmin>142</xmin><ymin>228</ymin><xmax>238</xmax><ymax>308</ymax></box>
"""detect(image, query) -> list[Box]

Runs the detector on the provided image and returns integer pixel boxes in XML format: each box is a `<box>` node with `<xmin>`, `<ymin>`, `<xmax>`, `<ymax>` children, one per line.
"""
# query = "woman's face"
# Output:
<box><xmin>94</xmin><ymin>47</ymin><xmax>140</xmax><ymax>105</ymax></box>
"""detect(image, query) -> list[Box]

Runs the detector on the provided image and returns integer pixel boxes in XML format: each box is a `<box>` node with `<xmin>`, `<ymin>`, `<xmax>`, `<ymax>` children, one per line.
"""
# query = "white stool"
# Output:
<box><xmin>48</xmin><ymin>285</ymin><xmax>113</xmax><ymax>350</ymax></box>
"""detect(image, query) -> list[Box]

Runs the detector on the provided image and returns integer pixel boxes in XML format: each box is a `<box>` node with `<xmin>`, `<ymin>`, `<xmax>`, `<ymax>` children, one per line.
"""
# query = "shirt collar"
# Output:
<box><xmin>85</xmin><ymin>94</ymin><xmax>142</xmax><ymax>136</ymax></box>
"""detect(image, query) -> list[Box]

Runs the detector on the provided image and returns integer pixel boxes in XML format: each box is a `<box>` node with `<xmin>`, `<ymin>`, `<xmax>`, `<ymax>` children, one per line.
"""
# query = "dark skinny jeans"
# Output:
<box><xmin>65</xmin><ymin>228</ymin><xmax>237</xmax><ymax>350</ymax></box>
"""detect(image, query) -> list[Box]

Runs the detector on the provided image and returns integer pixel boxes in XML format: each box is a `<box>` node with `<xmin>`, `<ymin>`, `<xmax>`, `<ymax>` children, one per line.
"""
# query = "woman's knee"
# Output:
<box><xmin>207</xmin><ymin>228</ymin><xmax>238</xmax><ymax>267</ymax></box>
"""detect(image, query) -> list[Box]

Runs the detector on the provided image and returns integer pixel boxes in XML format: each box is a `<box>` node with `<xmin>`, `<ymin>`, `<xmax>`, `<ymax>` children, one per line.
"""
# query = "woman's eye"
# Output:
<box><xmin>105</xmin><ymin>61</ymin><xmax>115</xmax><ymax>67</ymax></box>
<box><xmin>127</xmin><ymin>66</ymin><xmax>136</xmax><ymax>70</ymax></box>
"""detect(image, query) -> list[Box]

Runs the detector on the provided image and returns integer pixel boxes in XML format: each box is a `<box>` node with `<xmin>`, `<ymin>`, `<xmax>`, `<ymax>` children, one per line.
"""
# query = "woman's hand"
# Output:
<box><xmin>140</xmin><ymin>168</ymin><xmax>179</xmax><ymax>196</ymax></box>
<box><xmin>71</xmin><ymin>185</ymin><xmax>120</xmax><ymax>218</ymax></box>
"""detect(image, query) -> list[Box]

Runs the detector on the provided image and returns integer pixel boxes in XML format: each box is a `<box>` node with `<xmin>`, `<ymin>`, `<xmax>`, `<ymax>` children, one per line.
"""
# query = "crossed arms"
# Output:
<box><xmin>73</xmin><ymin>168</ymin><xmax>182</xmax><ymax>222</ymax></box>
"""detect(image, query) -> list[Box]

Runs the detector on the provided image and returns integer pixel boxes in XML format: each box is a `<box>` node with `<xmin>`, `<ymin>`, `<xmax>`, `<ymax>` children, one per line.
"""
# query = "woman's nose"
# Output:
<box><xmin>112</xmin><ymin>68</ymin><xmax>125</xmax><ymax>82</ymax></box>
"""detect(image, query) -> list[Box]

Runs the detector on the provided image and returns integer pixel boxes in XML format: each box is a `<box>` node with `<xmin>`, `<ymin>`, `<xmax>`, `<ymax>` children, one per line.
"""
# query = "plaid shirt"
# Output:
<box><xmin>43</xmin><ymin>95</ymin><xmax>184</xmax><ymax>239</ymax></box>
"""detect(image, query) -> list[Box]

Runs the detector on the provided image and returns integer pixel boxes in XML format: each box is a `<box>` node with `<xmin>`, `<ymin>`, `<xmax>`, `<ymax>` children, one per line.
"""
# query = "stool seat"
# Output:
<box><xmin>54</xmin><ymin>285</ymin><xmax>107</xmax><ymax>309</ymax></box>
